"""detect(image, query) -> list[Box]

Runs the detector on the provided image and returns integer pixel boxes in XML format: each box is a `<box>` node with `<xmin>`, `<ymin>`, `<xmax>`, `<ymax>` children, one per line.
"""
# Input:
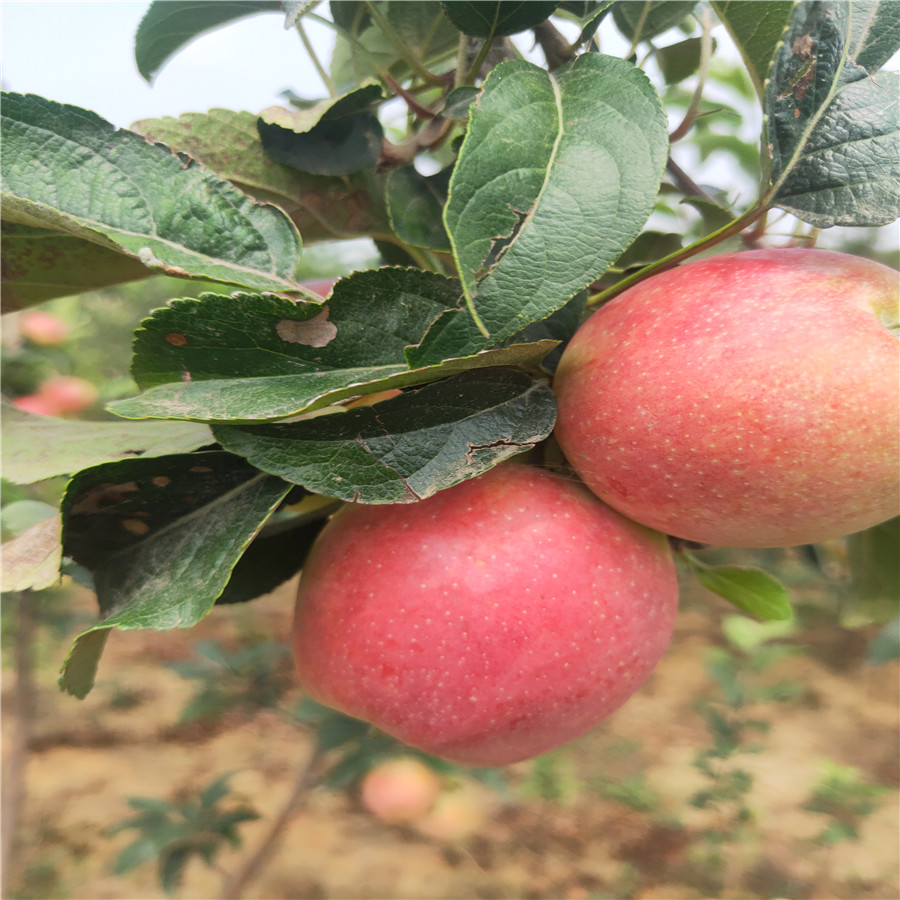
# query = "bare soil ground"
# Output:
<box><xmin>4</xmin><ymin>570</ymin><xmax>898</xmax><ymax>900</ymax></box>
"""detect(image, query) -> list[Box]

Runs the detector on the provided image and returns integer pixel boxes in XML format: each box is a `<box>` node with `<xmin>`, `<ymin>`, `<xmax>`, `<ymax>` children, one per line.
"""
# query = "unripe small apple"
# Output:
<box><xmin>12</xmin><ymin>394</ymin><xmax>59</xmax><ymax>416</ymax></box>
<box><xmin>554</xmin><ymin>248</ymin><xmax>899</xmax><ymax>548</ymax></box>
<box><xmin>414</xmin><ymin>780</ymin><xmax>492</xmax><ymax>841</ymax></box>
<box><xmin>19</xmin><ymin>310</ymin><xmax>69</xmax><ymax>346</ymax></box>
<box><xmin>36</xmin><ymin>375</ymin><xmax>99</xmax><ymax>415</ymax></box>
<box><xmin>360</xmin><ymin>757</ymin><xmax>443</xmax><ymax>823</ymax></box>
<box><xmin>293</xmin><ymin>463</ymin><xmax>678</xmax><ymax>767</ymax></box>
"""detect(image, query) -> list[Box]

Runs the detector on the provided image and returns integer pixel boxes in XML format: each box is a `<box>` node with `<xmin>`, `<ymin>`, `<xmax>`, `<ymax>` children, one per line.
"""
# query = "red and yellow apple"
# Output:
<box><xmin>19</xmin><ymin>309</ymin><xmax>69</xmax><ymax>345</ymax></box>
<box><xmin>292</xmin><ymin>463</ymin><xmax>678</xmax><ymax>767</ymax></box>
<box><xmin>554</xmin><ymin>248</ymin><xmax>899</xmax><ymax>548</ymax></box>
<box><xmin>13</xmin><ymin>375</ymin><xmax>99</xmax><ymax>417</ymax></box>
<box><xmin>360</xmin><ymin>757</ymin><xmax>443</xmax><ymax>823</ymax></box>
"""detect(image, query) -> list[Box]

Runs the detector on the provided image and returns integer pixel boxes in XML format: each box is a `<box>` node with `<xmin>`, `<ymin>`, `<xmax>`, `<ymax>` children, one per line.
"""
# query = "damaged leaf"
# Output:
<box><xmin>442</xmin><ymin>54</ymin><xmax>668</xmax><ymax>347</ymax></box>
<box><xmin>59</xmin><ymin>451</ymin><xmax>290</xmax><ymax>697</ymax></box>
<box><xmin>764</xmin><ymin>1</ymin><xmax>900</xmax><ymax>226</ymax></box>
<box><xmin>108</xmin><ymin>268</ymin><xmax>557</xmax><ymax>423</ymax></box>
<box><xmin>213</xmin><ymin>368</ymin><xmax>557</xmax><ymax>503</ymax></box>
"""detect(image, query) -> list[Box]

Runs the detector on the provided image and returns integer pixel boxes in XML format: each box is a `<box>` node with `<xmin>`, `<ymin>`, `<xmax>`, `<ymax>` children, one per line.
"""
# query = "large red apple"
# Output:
<box><xmin>292</xmin><ymin>463</ymin><xmax>678</xmax><ymax>767</ymax></box>
<box><xmin>554</xmin><ymin>248</ymin><xmax>899</xmax><ymax>548</ymax></box>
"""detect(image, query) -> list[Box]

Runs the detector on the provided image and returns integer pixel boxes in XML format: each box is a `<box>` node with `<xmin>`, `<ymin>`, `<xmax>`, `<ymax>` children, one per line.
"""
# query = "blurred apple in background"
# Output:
<box><xmin>360</xmin><ymin>757</ymin><xmax>443</xmax><ymax>824</ymax></box>
<box><xmin>13</xmin><ymin>375</ymin><xmax>99</xmax><ymax>417</ymax></box>
<box><xmin>413</xmin><ymin>779</ymin><xmax>493</xmax><ymax>842</ymax></box>
<box><xmin>19</xmin><ymin>309</ymin><xmax>70</xmax><ymax>346</ymax></box>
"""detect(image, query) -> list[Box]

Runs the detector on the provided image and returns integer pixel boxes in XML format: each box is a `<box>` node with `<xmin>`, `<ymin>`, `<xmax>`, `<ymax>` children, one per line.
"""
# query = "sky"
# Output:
<box><xmin>1</xmin><ymin>0</ymin><xmax>333</xmax><ymax>128</ymax></box>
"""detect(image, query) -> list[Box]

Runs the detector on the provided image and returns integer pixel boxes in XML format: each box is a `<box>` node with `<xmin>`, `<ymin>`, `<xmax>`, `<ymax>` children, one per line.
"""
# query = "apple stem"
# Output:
<box><xmin>586</xmin><ymin>204</ymin><xmax>768</xmax><ymax>309</ymax></box>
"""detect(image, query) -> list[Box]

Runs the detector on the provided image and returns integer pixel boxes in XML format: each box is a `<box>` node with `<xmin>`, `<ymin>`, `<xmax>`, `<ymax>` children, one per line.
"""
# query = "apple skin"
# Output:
<box><xmin>554</xmin><ymin>248</ymin><xmax>900</xmax><ymax>548</ymax></box>
<box><xmin>292</xmin><ymin>463</ymin><xmax>678</xmax><ymax>767</ymax></box>
<box><xmin>360</xmin><ymin>757</ymin><xmax>443</xmax><ymax>823</ymax></box>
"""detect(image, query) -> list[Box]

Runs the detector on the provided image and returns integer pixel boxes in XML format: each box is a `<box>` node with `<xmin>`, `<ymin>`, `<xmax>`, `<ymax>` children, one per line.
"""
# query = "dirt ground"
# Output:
<box><xmin>3</xmin><ymin>566</ymin><xmax>899</xmax><ymax>900</ymax></box>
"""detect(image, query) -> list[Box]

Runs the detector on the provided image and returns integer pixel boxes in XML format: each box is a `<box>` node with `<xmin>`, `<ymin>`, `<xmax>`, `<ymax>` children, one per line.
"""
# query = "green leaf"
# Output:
<box><xmin>572</xmin><ymin>2</ymin><xmax>615</xmax><ymax>44</ymax></box>
<box><xmin>764</xmin><ymin>1</ymin><xmax>900</xmax><ymax>227</ymax></box>
<box><xmin>0</xmin><ymin>222</ymin><xmax>152</xmax><ymax>311</ymax></box>
<box><xmin>442</xmin><ymin>86</ymin><xmax>481</xmax><ymax>119</ymax></box>
<box><xmin>689</xmin><ymin>557</ymin><xmax>794</xmax><ymax>621</ymax></box>
<box><xmin>213</xmin><ymin>368</ymin><xmax>556</xmax><ymax>503</ymax></box>
<box><xmin>58</xmin><ymin>629</ymin><xmax>110</xmax><ymax>701</ymax></box>
<box><xmin>440</xmin><ymin>1</ymin><xmax>558</xmax><ymax>37</ymax></box>
<box><xmin>845</xmin><ymin>517</ymin><xmax>900</xmax><ymax>624</ymax></box>
<box><xmin>386</xmin><ymin>166</ymin><xmax>452</xmax><ymax>251</ymax></box>
<box><xmin>258</xmin><ymin>84</ymin><xmax>385</xmax><ymax>177</ymax></box>
<box><xmin>0</xmin><ymin>514</ymin><xmax>62</xmax><ymax>592</ymax></box>
<box><xmin>612</xmin><ymin>1</ymin><xmax>697</xmax><ymax>44</ymax></box>
<box><xmin>58</xmin><ymin>452</ymin><xmax>289</xmax><ymax>697</ymax></box>
<box><xmin>1</xmin><ymin>93</ymin><xmax>307</xmax><ymax>295</ymax></box>
<box><xmin>134</xmin><ymin>0</ymin><xmax>284</xmax><ymax>83</ymax></box>
<box><xmin>131</xmin><ymin>109</ymin><xmax>391</xmax><ymax>244</ymax></box>
<box><xmin>442</xmin><ymin>54</ymin><xmax>668</xmax><ymax>345</ymax></box>
<box><xmin>848</xmin><ymin>0</ymin><xmax>900</xmax><ymax>72</ymax></box>
<box><xmin>711</xmin><ymin>1</ymin><xmax>794</xmax><ymax>100</ymax></box>
<box><xmin>1</xmin><ymin>402</ymin><xmax>213</xmax><ymax>484</ymax></box>
<box><xmin>657</xmin><ymin>37</ymin><xmax>708</xmax><ymax>84</ymax></box>
<box><xmin>108</xmin><ymin>269</ymin><xmax>557</xmax><ymax>423</ymax></box>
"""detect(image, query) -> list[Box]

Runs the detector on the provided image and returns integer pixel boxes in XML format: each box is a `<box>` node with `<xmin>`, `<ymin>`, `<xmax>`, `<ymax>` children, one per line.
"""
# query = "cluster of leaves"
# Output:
<box><xmin>688</xmin><ymin>615</ymin><xmax>805</xmax><ymax>891</ymax></box>
<box><xmin>0</xmin><ymin>0</ymin><xmax>898</xmax><ymax>697</ymax></box>
<box><xmin>167</xmin><ymin>638</ymin><xmax>294</xmax><ymax>723</ymax></box>
<box><xmin>108</xmin><ymin>773</ymin><xmax>259</xmax><ymax>895</ymax></box>
<box><xmin>802</xmin><ymin>760</ymin><xmax>889</xmax><ymax>845</ymax></box>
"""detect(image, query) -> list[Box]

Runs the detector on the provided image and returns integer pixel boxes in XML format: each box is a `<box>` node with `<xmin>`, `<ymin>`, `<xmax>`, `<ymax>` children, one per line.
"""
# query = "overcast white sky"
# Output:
<box><xmin>1</xmin><ymin>0</ymin><xmax>333</xmax><ymax>128</ymax></box>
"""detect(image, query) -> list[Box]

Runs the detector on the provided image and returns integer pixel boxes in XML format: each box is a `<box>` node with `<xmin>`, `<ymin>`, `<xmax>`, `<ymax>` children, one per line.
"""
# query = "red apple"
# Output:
<box><xmin>36</xmin><ymin>375</ymin><xmax>99</xmax><ymax>415</ymax></box>
<box><xmin>554</xmin><ymin>248</ymin><xmax>900</xmax><ymax>548</ymax></box>
<box><xmin>19</xmin><ymin>309</ymin><xmax>69</xmax><ymax>345</ymax></box>
<box><xmin>360</xmin><ymin>757</ymin><xmax>442</xmax><ymax>823</ymax></box>
<box><xmin>292</xmin><ymin>463</ymin><xmax>678</xmax><ymax>767</ymax></box>
<box><xmin>414</xmin><ymin>779</ymin><xmax>491</xmax><ymax>841</ymax></box>
<box><xmin>302</xmin><ymin>278</ymin><xmax>338</xmax><ymax>298</ymax></box>
<box><xmin>12</xmin><ymin>394</ymin><xmax>59</xmax><ymax>416</ymax></box>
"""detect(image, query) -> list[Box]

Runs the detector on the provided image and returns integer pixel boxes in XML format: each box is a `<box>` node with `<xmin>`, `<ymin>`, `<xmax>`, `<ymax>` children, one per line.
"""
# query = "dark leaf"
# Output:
<box><xmin>213</xmin><ymin>368</ymin><xmax>557</xmax><ymax>503</ymax></box>
<box><xmin>214</xmin><ymin>512</ymin><xmax>331</xmax><ymax>604</ymax></box>
<box><xmin>59</xmin><ymin>452</ymin><xmax>289</xmax><ymax>697</ymax></box>
<box><xmin>258</xmin><ymin>84</ymin><xmax>385</xmax><ymax>177</ymax></box>
<box><xmin>440</xmin><ymin>1</ymin><xmax>559</xmax><ymax>37</ymax></box>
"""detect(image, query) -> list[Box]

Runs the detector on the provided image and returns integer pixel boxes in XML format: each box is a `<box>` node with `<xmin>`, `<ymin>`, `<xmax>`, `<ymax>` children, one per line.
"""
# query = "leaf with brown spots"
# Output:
<box><xmin>59</xmin><ymin>451</ymin><xmax>290</xmax><ymax>697</ymax></box>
